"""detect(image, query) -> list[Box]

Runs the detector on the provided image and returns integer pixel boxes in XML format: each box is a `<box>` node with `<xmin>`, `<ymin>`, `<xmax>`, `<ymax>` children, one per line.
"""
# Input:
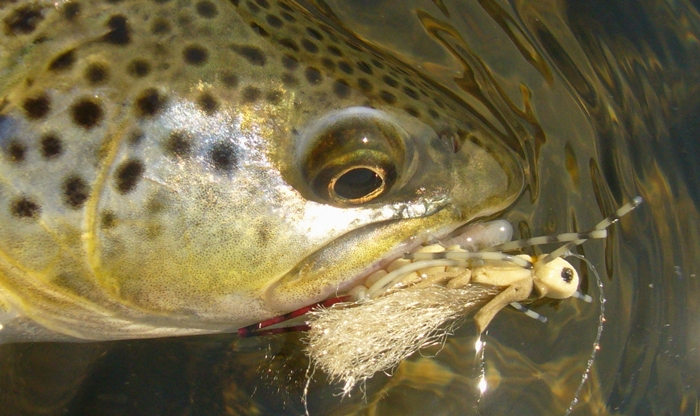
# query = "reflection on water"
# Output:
<box><xmin>2</xmin><ymin>0</ymin><xmax>699</xmax><ymax>414</ymax></box>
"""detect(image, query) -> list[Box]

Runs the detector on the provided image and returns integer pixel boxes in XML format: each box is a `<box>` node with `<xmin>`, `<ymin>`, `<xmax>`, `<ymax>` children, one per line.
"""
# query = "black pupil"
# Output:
<box><xmin>561</xmin><ymin>268</ymin><xmax>574</xmax><ymax>283</ymax></box>
<box><xmin>333</xmin><ymin>168</ymin><xmax>383</xmax><ymax>200</ymax></box>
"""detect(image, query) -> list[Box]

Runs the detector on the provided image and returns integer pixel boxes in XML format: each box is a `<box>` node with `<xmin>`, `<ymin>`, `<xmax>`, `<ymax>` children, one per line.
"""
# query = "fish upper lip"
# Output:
<box><xmin>334</xmin><ymin>241</ymin><xmax>423</xmax><ymax>293</ymax></box>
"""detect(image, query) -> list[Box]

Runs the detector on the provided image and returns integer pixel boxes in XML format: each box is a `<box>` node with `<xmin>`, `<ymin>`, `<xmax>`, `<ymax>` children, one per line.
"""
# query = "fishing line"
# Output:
<box><xmin>564</xmin><ymin>253</ymin><xmax>605</xmax><ymax>415</ymax></box>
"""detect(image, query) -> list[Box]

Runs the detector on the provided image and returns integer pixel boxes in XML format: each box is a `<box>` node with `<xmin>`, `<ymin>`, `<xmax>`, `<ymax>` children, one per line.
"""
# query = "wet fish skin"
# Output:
<box><xmin>0</xmin><ymin>0</ymin><xmax>521</xmax><ymax>341</ymax></box>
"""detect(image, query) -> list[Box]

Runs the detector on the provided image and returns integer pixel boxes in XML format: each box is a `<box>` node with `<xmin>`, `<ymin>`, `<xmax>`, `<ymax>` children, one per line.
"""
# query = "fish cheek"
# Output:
<box><xmin>446</xmin><ymin>136</ymin><xmax>524</xmax><ymax>218</ymax></box>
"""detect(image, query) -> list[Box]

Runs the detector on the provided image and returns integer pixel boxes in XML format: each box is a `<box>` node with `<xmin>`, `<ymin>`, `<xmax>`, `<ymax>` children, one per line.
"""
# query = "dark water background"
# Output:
<box><xmin>1</xmin><ymin>0</ymin><xmax>699</xmax><ymax>414</ymax></box>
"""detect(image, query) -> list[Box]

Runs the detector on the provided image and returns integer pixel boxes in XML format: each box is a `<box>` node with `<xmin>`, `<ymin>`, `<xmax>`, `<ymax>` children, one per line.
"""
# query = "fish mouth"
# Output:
<box><xmin>328</xmin><ymin>220</ymin><xmax>504</xmax><ymax>300</ymax></box>
<box><xmin>262</xmin><ymin>211</ymin><xmax>478</xmax><ymax>315</ymax></box>
<box><xmin>245</xmin><ymin>219</ymin><xmax>504</xmax><ymax>337</ymax></box>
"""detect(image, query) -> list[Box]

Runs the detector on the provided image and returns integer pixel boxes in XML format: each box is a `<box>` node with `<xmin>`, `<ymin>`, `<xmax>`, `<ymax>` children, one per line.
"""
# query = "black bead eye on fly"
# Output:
<box><xmin>298</xmin><ymin>108</ymin><xmax>410</xmax><ymax>206</ymax></box>
<box><xmin>561</xmin><ymin>267</ymin><xmax>574</xmax><ymax>283</ymax></box>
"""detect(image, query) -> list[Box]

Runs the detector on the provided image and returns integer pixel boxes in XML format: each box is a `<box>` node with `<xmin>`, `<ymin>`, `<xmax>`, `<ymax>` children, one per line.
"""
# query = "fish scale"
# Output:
<box><xmin>0</xmin><ymin>0</ymin><xmax>522</xmax><ymax>341</ymax></box>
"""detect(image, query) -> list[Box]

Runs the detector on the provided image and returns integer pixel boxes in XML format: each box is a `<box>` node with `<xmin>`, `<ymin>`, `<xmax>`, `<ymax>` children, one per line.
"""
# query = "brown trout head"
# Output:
<box><xmin>0</xmin><ymin>0</ymin><xmax>522</xmax><ymax>341</ymax></box>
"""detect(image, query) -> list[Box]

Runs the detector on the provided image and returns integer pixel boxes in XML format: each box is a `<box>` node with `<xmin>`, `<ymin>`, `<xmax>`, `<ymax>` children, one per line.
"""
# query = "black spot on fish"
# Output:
<box><xmin>306</xmin><ymin>27</ymin><xmax>323</xmax><ymax>41</ymax></box>
<box><xmin>371</xmin><ymin>59</ymin><xmax>384</xmax><ymax>69</ymax></box>
<box><xmin>403</xmin><ymin>86</ymin><xmax>419</xmax><ymax>100</ymax></box>
<box><xmin>85</xmin><ymin>63</ymin><xmax>109</xmax><ymax>85</ymax></box>
<box><xmin>63</xmin><ymin>3</ymin><xmax>80</xmax><ymax>21</ymax></box>
<box><xmin>151</xmin><ymin>18</ymin><xmax>171</xmax><ymax>34</ymax></box>
<box><xmin>40</xmin><ymin>133</ymin><xmax>63</xmax><ymax>159</ymax></box>
<box><xmin>11</xmin><ymin>197</ymin><xmax>40</xmax><ymax>219</ymax></box>
<box><xmin>266</xmin><ymin>14</ymin><xmax>283</xmax><ymax>28</ymax></box>
<box><xmin>196</xmin><ymin>1</ymin><xmax>218</xmax><ymax>18</ymax></box>
<box><xmin>63</xmin><ymin>175</ymin><xmax>89</xmax><ymax>209</ymax></box>
<box><xmin>48</xmin><ymin>50</ymin><xmax>76</xmax><ymax>72</ymax></box>
<box><xmin>357</xmin><ymin>78</ymin><xmax>373</xmax><ymax>93</ymax></box>
<box><xmin>3</xmin><ymin>5</ymin><xmax>44</xmax><ymax>36</ymax></box>
<box><xmin>280</xmin><ymin>11</ymin><xmax>295</xmax><ymax>22</ymax></box>
<box><xmin>127</xmin><ymin>59</ymin><xmax>151</xmax><ymax>78</ymax></box>
<box><xmin>301</xmin><ymin>39</ymin><xmax>318</xmax><ymax>53</ymax></box>
<box><xmin>333</xmin><ymin>79</ymin><xmax>351</xmax><ymax>99</ymax></box>
<box><xmin>404</xmin><ymin>106</ymin><xmax>420</xmax><ymax>118</ymax></box>
<box><xmin>7</xmin><ymin>140</ymin><xmax>26</xmax><ymax>163</ymax></box>
<box><xmin>278</xmin><ymin>1</ymin><xmax>294</xmax><ymax>12</ymax></box>
<box><xmin>278</xmin><ymin>38</ymin><xmax>299</xmax><ymax>52</ymax></box>
<box><xmin>135</xmin><ymin>88</ymin><xmax>166</xmax><ymax>118</ymax></box>
<box><xmin>428</xmin><ymin>109</ymin><xmax>440</xmax><ymax>119</ymax></box>
<box><xmin>197</xmin><ymin>92</ymin><xmax>219</xmax><ymax>115</ymax></box>
<box><xmin>210</xmin><ymin>142</ymin><xmax>237</xmax><ymax>172</ymax></box>
<box><xmin>383</xmin><ymin>75</ymin><xmax>399</xmax><ymax>88</ymax></box>
<box><xmin>246</xmin><ymin>1</ymin><xmax>260</xmax><ymax>13</ymax></box>
<box><xmin>379</xmin><ymin>90</ymin><xmax>397</xmax><ymax>104</ymax></box>
<box><xmin>22</xmin><ymin>94</ymin><xmax>51</xmax><ymax>119</ymax></box>
<box><xmin>249</xmin><ymin>22</ymin><xmax>269</xmax><ymax>37</ymax></box>
<box><xmin>241</xmin><ymin>86</ymin><xmax>261</xmax><ymax>103</ymax></box>
<box><xmin>221</xmin><ymin>71</ymin><xmax>239</xmax><ymax>88</ymax></box>
<box><xmin>70</xmin><ymin>98</ymin><xmax>103</xmax><ymax>129</ymax></box>
<box><xmin>357</xmin><ymin>61</ymin><xmax>373</xmax><ymax>75</ymax></box>
<box><xmin>164</xmin><ymin>131</ymin><xmax>192</xmax><ymax>158</ymax></box>
<box><xmin>327</xmin><ymin>45</ymin><xmax>342</xmax><ymax>57</ymax></box>
<box><xmin>255</xmin><ymin>0</ymin><xmax>270</xmax><ymax>8</ymax></box>
<box><xmin>102</xmin><ymin>15</ymin><xmax>131</xmax><ymax>45</ymax></box>
<box><xmin>337</xmin><ymin>61</ymin><xmax>353</xmax><ymax>75</ymax></box>
<box><xmin>305</xmin><ymin>67</ymin><xmax>322</xmax><ymax>85</ymax></box>
<box><xmin>183</xmin><ymin>45</ymin><xmax>209</xmax><ymax>65</ymax></box>
<box><xmin>101</xmin><ymin>211</ymin><xmax>117</xmax><ymax>229</ymax></box>
<box><xmin>128</xmin><ymin>130</ymin><xmax>144</xmax><ymax>146</ymax></box>
<box><xmin>231</xmin><ymin>45</ymin><xmax>266</xmax><ymax>66</ymax></box>
<box><xmin>229</xmin><ymin>0</ymin><xmax>240</xmax><ymax>6</ymax></box>
<box><xmin>115</xmin><ymin>159</ymin><xmax>145</xmax><ymax>194</ymax></box>
<box><xmin>282</xmin><ymin>54</ymin><xmax>299</xmax><ymax>70</ymax></box>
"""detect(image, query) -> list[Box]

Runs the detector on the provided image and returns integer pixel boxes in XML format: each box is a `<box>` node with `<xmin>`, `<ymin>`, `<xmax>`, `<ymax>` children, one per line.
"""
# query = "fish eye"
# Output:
<box><xmin>561</xmin><ymin>267</ymin><xmax>574</xmax><ymax>283</ymax></box>
<box><xmin>330</xmin><ymin>166</ymin><xmax>385</xmax><ymax>202</ymax></box>
<box><xmin>299</xmin><ymin>107</ymin><xmax>409</xmax><ymax>206</ymax></box>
